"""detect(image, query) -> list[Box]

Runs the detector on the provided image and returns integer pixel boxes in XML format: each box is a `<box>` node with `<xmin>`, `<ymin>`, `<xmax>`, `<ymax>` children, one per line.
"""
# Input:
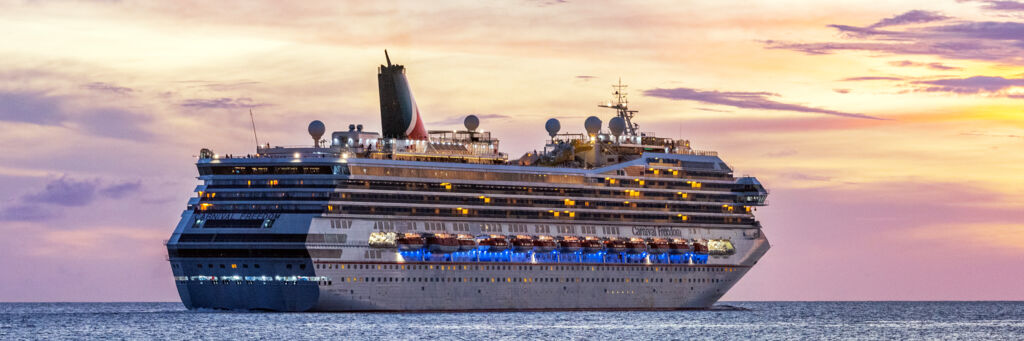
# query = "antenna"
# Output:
<box><xmin>249</xmin><ymin>108</ymin><xmax>260</xmax><ymax>150</ymax></box>
<box><xmin>385</xmin><ymin>49</ymin><xmax>391</xmax><ymax>67</ymax></box>
<box><xmin>598</xmin><ymin>78</ymin><xmax>639</xmax><ymax>136</ymax></box>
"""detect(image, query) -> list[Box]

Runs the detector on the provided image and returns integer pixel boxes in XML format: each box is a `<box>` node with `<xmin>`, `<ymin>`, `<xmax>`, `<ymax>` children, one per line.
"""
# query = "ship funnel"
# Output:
<box><xmin>378</xmin><ymin>51</ymin><xmax>428</xmax><ymax>139</ymax></box>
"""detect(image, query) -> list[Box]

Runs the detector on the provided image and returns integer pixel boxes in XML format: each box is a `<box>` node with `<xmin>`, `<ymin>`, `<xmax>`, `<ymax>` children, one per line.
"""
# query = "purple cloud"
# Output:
<box><xmin>181</xmin><ymin>97</ymin><xmax>266</xmax><ymax>109</ymax></box>
<box><xmin>967</xmin><ymin>0</ymin><xmax>1024</xmax><ymax>12</ymax></box>
<box><xmin>765</xmin><ymin>13</ymin><xmax>1024</xmax><ymax>65</ymax></box>
<box><xmin>914</xmin><ymin>75</ymin><xmax>1024</xmax><ymax>94</ymax></box>
<box><xmin>841</xmin><ymin>76</ymin><xmax>905</xmax><ymax>81</ymax></box>
<box><xmin>643</xmin><ymin>87</ymin><xmax>883</xmax><ymax>120</ymax></box>
<box><xmin>20</xmin><ymin>177</ymin><xmax>143</xmax><ymax>208</ymax></box>
<box><xmin>833</xmin><ymin>88</ymin><xmax>851</xmax><ymax>94</ymax></box>
<box><xmin>0</xmin><ymin>91</ymin><xmax>152</xmax><ymax>140</ymax></box>
<box><xmin>24</xmin><ymin>176</ymin><xmax>98</xmax><ymax>207</ymax></box>
<box><xmin>869</xmin><ymin>10</ymin><xmax>951</xmax><ymax>28</ymax></box>
<box><xmin>83</xmin><ymin>82</ymin><xmax>133</xmax><ymax>95</ymax></box>
<box><xmin>98</xmin><ymin>180</ymin><xmax>142</xmax><ymax>199</ymax></box>
<box><xmin>888</xmin><ymin>60</ymin><xmax>961</xmax><ymax>70</ymax></box>
<box><xmin>0</xmin><ymin>204</ymin><xmax>57</xmax><ymax>221</ymax></box>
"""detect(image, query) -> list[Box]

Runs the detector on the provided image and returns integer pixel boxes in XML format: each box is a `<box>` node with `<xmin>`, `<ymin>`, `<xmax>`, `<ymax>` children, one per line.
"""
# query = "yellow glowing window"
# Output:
<box><xmin>231</xmin><ymin>264</ymin><xmax>237</xmax><ymax>269</ymax></box>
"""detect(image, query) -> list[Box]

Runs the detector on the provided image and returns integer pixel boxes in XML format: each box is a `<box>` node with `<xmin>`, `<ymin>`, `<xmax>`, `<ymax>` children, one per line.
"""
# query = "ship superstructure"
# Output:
<box><xmin>165</xmin><ymin>53</ymin><xmax>770</xmax><ymax>311</ymax></box>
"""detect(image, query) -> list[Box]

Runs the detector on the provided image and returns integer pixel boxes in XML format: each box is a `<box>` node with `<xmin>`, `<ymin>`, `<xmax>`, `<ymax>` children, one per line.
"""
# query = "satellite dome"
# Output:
<box><xmin>308</xmin><ymin>120</ymin><xmax>326</xmax><ymax>142</ymax></box>
<box><xmin>464</xmin><ymin>115</ymin><xmax>480</xmax><ymax>131</ymax></box>
<box><xmin>584</xmin><ymin>116</ymin><xmax>602</xmax><ymax>136</ymax></box>
<box><xmin>545</xmin><ymin>118</ymin><xmax>561</xmax><ymax>138</ymax></box>
<box><xmin>609</xmin><ymin>117</ymin><xmax>626</xmax><ymax>137</ymax></box>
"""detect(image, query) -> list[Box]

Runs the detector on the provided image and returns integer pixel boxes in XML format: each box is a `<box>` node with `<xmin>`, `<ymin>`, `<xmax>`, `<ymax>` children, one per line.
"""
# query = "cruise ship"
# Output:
<box><xmin>165</xmin><ymin>52</ymin><xmax>771</xmax><ymax>312</ymax></box>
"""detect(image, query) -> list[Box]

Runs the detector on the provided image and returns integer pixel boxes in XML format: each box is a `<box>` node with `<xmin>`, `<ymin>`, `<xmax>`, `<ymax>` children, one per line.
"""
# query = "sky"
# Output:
<box><xmin>0</xmin><ymin>0</ymin><xmax>1022</xmax><ymax>302</ymax></box>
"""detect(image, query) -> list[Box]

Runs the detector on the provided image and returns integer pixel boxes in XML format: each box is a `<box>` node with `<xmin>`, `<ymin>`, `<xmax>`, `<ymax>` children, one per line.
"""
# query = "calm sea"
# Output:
<box><xmin>1</xmin><ymin>302</ymin><xmax>1022</xmax><ymax>340</ymax></box>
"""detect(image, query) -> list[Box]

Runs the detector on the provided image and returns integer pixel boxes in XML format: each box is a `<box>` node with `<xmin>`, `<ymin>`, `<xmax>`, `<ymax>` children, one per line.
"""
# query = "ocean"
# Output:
<box><xmin>1</xmin><ymin>302</ymin><xmax>1022</xmax><ymax>340</ymax></box>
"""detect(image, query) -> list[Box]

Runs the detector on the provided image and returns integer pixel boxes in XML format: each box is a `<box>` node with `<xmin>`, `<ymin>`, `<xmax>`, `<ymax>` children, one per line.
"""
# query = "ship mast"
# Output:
<box><xmin>598</xmin><ymin>78</ymin><xmax>639</xmax><ymax>136</ymax></box>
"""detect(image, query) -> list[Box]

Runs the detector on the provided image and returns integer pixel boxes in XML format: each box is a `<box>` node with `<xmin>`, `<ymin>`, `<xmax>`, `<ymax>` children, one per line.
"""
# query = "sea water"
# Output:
<box><xmin>1</xmin><ymin>302</ymin><xmax>1022</xmax><ymax>340</ymax></box>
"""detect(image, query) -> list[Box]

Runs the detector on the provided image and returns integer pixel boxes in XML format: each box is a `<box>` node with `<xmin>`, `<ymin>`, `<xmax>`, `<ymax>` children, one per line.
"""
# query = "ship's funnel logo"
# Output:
<box><xmin>378</xmin><ymin>50</ymin><xmax>428</xmax><ymax>139</ymax></box>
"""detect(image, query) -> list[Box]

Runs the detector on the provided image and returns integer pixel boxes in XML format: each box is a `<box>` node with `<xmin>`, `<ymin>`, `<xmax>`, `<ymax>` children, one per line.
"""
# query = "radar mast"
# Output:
<box><xmin>598</xmin><ymin>78</ymin><xmax>639</xmax><ymax>136</ymax></box>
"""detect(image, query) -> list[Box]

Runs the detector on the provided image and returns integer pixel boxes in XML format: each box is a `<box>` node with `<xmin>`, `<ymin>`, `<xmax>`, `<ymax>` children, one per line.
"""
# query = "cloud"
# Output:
<box><xmin>0</xmin><ymin>91</ymin><xmax>65</xmax><ymax>125</ymax></box>
<box><xmin>83</xmin><ymin>82</ymin><xmax>133</xmax><ymax>95</ymax></box>
<box><xmin>967</xmin><ymin>0</ymin><xmax>1024</xmax><ymax>12</ymax></box>
<box><xmin>575</xmin><ymin>75</ymin><xmax>596</xmax><ymax>81</ymax></box>
<box><xmin>765</xmin><ymin>15</ymin><xmax>1024</xmax><ymax>64</ymax></box>
<box><xmin>181</xmin><ymin>97</ymin><xmax>266</xmax><ymax>109</ymax></box>
<box><xmin>21</xmin><ymin>176</ymin><xmax>143</xmax><ymax>208</ymax></box>
<box><xmin>642</xmin><ymin>87</ymin><xmax>883</xmax><ymax>120</ymax></box>
<box><xmin>0</xmin><ymin>91</ymin><xmax>153</xmax><ymax>140</ymax></box>
<box><xmin>888</xmin><ymin>60</ymin><xmax>961</xmax><ymax>70</ymax></box>
<box><xmin>428</xmin><ymin>113</ymin><xmax>510</xmax><ymax>126</ymax></box>
<box><xmin>98</xmin><ymin>180</ymin><xmax>142</xmax><ymax>199</ymax></box>
<box><xmin>764</xmin><ymin>149</ymin><xmax>799</xmax><ymax>157</ymax></box>
<box><xmin>0</xmin><ymin>205</ymin><xmax>57</xmax><ymax>222</ymax></box>
<box><xmin>868</xmin><ymin>10</ymin><xmax>951</xmax><ymax>28</ymax></box>
<box><xmin>833</xmin><ymin>88</ymin><xmax>851</xmax><ymax>94</ymax></box>
<box><xmin>914</xmin><ymin>75</ymin><xmax>1024</xmax><ymax>95</ymax></box>
<box><xmin>24</xmin><ymin>176</ymin><xmax>98</xmax><ymax>207</ymax></box>
<box><xmin>961</xmin><ymin>131</ymin><xmax>1024</xmax><ymax>139</ymax></box>
<box><xmin>840</xmin><ymin>76</ymin><xmax>905</xmax><ymax>81</ymax></box>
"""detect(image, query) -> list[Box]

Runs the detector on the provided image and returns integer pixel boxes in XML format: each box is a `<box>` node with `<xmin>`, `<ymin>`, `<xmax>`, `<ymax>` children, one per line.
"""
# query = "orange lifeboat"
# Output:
<box><xmin>669</xmin><ymin>238</ymin><xmax>690</xmax><ymax>254</ymax></box>
<box><xmin>425</xmin><ymin>233</ymin><xmax>459</xmax><ymax>253</ymax></box>
<box><xmin>533</xmin><ymin>236</ymin><xmax>556</xmax><ymax>252</ymax></box>
<box><xmin>647</xmin><ymin>238</ymin><xmax>671</xmax><ymax>254</ymax></box>
<box><xmin>626</xmin><ymin>238</ymin><xmax>648</xmax><ymax>254</ymax></box>
<box><xmin>581</xmin><ymin>237</ymin><xmax>604</xmax><ymax>253</ymax></box>
<box><xmin>457</xmin><ymin>234</ymin><xmax>477</xmax><ymax>252</ymax></box>
<box><xmin>478</xmin><ymin>235</ymin><xmax>508</xmax><ymax>252</ymax></box>
<box><xmin>557</xmin><ymin>236</ymin><xmax>582</xmax><ymax>253</ymax></box>
<box><xmin>511</xmin><ymin>235</ymin><xmax>536</xmax><ymax>252</ymax></box>
<box><xmin>396</xmin><ymin>233</ymin><xmax>424</xmax><ymax>251</ymax></box>
<box><xmin>604</xmin><ymin>238</ymin><xmax>627</xmax><ymax>253</ymax></box>
<box><xmin>691</xmin><ymin>239</ymin><xmax>709</xmax><ymax>254</ymax></box>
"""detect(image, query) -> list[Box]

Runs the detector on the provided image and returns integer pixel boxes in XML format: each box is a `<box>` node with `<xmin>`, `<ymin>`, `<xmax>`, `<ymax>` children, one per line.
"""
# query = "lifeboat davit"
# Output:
<box><xmin>396</xmin><ymin>233</ymin><xmax>424</xmax><ymax>251</ymax></box>
<box><xmin>669</xmin><ymin>238</ymin><xmax>690</xmax><ymax>254</ymax></box>
<box><xmin>478</xmin><ymin>235</ymin><xmax>508</xmax><ymax>252</ymax></box>
<box><xmin>581</xmin><ymin>237</ymin><xmax>604</xmax><ymax>253</ymax></box>
<box><xmin>457</xmin><ymin>234</ymin><xmax>477</xmax><ymax>252</ymax></box>
<box><xmin>647</xmin><ymin>238</ymin><xmax>671</xmax><ymax>254</ymax></box>
<box><xmin>425</xmin><ymin>233</ymin><xmax>459</xmax><ymax>253</ymax></box>
<box><xmin>604</xmin><ymin>238</ymin><xmax>627</xmax><ymax>253</ymax></box>
<box><xmin>557</xmin><ymin>236</ymin><xmax>582</xmax><ymax>253</ymax></box>
<box><xmin>511</xmin><ymin>235</ymin><xmax>536</xmax><ymax>253</ymax></box>
<box><xmin>534</xmin><ymin>236</ymin><xmax>556</xmax><ymax>253</ymax></box>
<box><xmin>691</xmin><ymin>240</ymin><xmax>709</xmax><ymax>254</ymax></box>
<box><xmin>625</xmin><ymin>238</ymin><xmax>648</xmax><ymax>254</ymax></box>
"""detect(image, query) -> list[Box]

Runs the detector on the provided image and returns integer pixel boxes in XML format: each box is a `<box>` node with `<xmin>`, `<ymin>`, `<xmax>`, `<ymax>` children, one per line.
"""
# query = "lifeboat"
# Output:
<box><xmin>691</xmin><ymin>239</ymin><xmax>709</xmax><ymax>254</ymax></box>
<box><xmin>457</xmin><ymin>234</ymin><xmax>477</xmax><ymax>252</ymax></box>
<box><xmin>425</xmin><ymin>233</ymin><xmax>459</xmax><ymax>253</ymax></box>
<box><xmin>604</xmin><ymin>238</ymin><xmax>627</xmax><ymax>253</ymax></box>
<box><xmin>477</xmin><ymin>235</ymin><xmax>508</xmax><ymax>252</ymax></box>
<box><xmin>669</xmin><ymin>238</ymin><xmax>690</xmax><ymax>254</ymax></box>
<box><xmin>557</xmin><ymin>236</ymin><xmax>582</xmax><ymax>253</ymax></box>
<box><xmin>511</xmin><ymin>235</ymin><xmax>536</xmax><ymax>252</ymax></box>
<box><xmin>647</xmin><ymin>238</ymin><xmax>671</xmax><ymax>254</ymax></box>
<box><xmin>626</xmin><ymin>238</ymin><xmax>648</xmax><ymax>254</ymax></box>
<box><xmin>534</xmin><ymin>236</ymin><xmax>557</xmax><ymax>253</ymax></box>
<box><xmin>581</xmin><ymin>237</ymin><xmax>604</xmax><ymax>253</ymax></box>
<box><xmin>396</xmin><ymin>233</ymin><xmax>424</xmax><ymax>251</ymax></box>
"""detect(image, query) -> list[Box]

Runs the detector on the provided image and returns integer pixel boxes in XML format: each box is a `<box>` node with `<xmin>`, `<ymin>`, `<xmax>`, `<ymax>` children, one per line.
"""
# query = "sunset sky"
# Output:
<box><xmin>1</xmin><ymin>0</ymin><xmax>1022</xmax><ymax>301</ymax></box>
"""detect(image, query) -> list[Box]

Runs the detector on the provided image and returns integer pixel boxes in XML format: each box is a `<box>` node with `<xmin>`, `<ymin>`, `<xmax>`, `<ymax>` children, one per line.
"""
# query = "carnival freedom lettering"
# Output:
<box><xmin>632</xmin><ymin>226</ymin><xmax>682</xmax><ymax>237</ymax></box>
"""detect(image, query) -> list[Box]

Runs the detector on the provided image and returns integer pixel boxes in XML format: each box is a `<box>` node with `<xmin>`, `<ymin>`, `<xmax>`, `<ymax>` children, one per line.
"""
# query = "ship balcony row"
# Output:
<box><xmin>199</xmin><ymin>178</ymin><xmax>753</xmax><ymax>205</ymax></box>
